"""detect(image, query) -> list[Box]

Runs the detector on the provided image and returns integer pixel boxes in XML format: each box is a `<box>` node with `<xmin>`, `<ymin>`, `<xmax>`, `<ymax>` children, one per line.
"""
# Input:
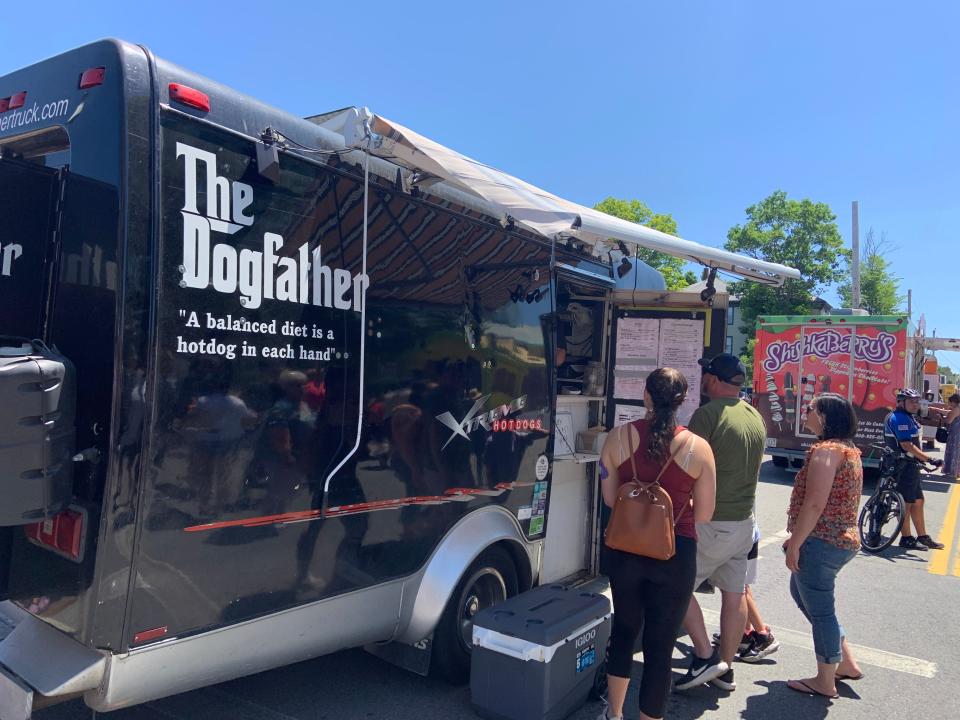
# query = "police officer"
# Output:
<box><xmin>884</xmin><ymin>389</ymin><xmax>945</xmax><ymax>550</ymax></box>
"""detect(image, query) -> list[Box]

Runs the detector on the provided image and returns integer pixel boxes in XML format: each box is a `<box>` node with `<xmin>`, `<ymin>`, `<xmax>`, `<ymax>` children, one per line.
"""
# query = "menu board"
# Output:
<box><xmin>613</xmin><ymin>318</ymin><xmax>661</xmax><ymax>400</ymax></box>
<box><xmin>658</xmin><ymin>319</ymin><xmax>704</xmax><ymax>425</ymax></box>
<box><xmin>612</xmin><ymin>316</ymin><xmax>705</xmax><ymax>425</ymax></box>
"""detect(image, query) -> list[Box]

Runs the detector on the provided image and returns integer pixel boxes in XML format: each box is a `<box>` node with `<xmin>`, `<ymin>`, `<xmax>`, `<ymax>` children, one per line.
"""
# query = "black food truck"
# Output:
<box><xmin>0</xmin><ymin>39</ymin><xmax>799</xmax><ymax>717</ymax></box>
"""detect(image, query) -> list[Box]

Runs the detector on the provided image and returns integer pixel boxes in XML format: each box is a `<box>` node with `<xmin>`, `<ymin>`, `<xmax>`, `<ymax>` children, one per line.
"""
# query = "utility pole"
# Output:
<box><xmin>852</xmin><ymin>201</ymin><xmax>860</xmax><ymax>309</ymax></box>
<box><xmin>907</xmin><ymin>288</ymin><xmax>912</xmax><ymax>319</ymax></box>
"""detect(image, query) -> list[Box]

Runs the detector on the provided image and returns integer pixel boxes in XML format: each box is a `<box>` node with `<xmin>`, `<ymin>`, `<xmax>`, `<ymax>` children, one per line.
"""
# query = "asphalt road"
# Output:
<box><xmin>38</xmin><ymin>453</ymin><xmax>960</xmax><ymax>720</ymax></box>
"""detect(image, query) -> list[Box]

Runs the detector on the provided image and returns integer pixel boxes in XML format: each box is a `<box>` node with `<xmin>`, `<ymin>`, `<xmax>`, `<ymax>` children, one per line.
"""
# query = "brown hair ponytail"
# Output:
<box><xmin>644</xmin><ymin>367</ymin><xmax>688</xmax><ymax>460</ymax></box>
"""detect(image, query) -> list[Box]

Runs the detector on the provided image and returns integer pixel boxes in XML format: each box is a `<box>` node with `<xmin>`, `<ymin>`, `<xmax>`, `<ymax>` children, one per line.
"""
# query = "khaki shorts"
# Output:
<box><xmin>695</xmin><ymin>519</ymin><xmax>755</xmax><ymax>594</ymax></box>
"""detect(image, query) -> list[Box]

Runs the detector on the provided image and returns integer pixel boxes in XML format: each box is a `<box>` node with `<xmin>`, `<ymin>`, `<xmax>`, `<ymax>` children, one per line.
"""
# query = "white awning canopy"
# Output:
<box><xmin>336</xmin><ymin>108</ymin><xmax>801</xmax><ymax>287</ymax></box>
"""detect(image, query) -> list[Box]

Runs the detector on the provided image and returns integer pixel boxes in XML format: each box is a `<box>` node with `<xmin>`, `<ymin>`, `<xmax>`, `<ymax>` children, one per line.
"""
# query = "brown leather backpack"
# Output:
<box><xmin>604</xmin><ymin>425</ymin><xmax>694</xmax><ymax>561</ymax></box>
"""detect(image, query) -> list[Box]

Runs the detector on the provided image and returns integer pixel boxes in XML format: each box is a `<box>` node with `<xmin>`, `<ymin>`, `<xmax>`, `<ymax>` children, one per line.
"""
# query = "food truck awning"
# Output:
<box><xmin>333</xmin><ymin>108</ymin><xmax>802</xmax><ymax>287</ymax></box>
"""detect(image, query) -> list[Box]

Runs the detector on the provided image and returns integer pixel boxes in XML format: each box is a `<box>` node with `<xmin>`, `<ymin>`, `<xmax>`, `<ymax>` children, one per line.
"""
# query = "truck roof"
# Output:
<box><xmin>756</xmin><ymin>314</ymin><xmax>909</xmax><ymax>327</ymax></box>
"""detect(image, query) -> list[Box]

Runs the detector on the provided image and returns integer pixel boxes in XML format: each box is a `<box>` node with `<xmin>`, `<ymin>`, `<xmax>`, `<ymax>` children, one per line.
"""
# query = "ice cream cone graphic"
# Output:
<box><xmin>799</xmin><ymin>375</ymin><xmax>816</xmax><ymax>430</ymax></box>
<box><xmin>766</xmin><ymin>372</ymin><xmax>783</xmax><ymax>430</ymax></box>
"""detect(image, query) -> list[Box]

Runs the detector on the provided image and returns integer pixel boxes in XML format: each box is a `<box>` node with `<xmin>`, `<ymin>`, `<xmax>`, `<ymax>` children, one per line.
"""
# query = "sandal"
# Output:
<box><xmin>835</xmin><ymin>672</ymin><xmax>864</xmax><ymax>681</ymax></box>
<box><xmin>787</xmin><ymin>679</ymin><xmax>839</xmax><ymax>699</ymax></box>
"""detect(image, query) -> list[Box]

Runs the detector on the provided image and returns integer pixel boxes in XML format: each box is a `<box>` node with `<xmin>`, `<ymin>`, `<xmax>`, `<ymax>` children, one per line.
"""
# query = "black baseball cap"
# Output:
<box><xmin>698</xmin><ymin>353</ymin><xmax>747</xmax><ymax>386</ymax></box>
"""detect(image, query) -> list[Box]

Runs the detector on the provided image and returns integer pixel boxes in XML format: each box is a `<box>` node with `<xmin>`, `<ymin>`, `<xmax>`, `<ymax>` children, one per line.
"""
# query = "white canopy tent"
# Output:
<box><xmin>325</xmin><ymin>107</ymin><xmax>801</xmax><ymax>287</ymax></box>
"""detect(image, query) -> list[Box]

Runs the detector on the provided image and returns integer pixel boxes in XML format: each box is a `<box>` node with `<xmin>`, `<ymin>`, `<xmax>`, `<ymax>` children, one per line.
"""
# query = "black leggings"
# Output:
<box><xmin>606</xmin><ymin>536</ymin><xmax>697</xmax><ymax>719</ymax></box>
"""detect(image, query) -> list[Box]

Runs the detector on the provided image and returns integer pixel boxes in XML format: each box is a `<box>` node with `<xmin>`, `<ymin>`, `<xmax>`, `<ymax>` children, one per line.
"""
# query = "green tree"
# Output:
<box><xmin>741</xmin><ymin>337</ymin><xmax>758</xmax><ymax>383</ymax></box>
<box><xmin>939</xmin><ymin>365</ymin><xmax>957</xmax><ymax>384</ymax></box>
<box><xmin>593</xmin><ymin>197</ymin><xmax>697</xmax><ymax>290</ymax></box>
<box><xmin>724</xmin><ymin>190</ymin><xmax>848</xmax><ymax>374</ymax></box>
<box><xmin>837</xmin><ymin>229</ymin><xmax>904</xmax><ymax>314</ymax></box>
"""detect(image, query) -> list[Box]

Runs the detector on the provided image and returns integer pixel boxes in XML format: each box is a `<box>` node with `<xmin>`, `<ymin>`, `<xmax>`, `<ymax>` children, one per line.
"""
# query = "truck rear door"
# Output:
<box><xmin>0</xmin><ymin>157</ymin><xmax>66</xmax><ymax>598</ymax></box>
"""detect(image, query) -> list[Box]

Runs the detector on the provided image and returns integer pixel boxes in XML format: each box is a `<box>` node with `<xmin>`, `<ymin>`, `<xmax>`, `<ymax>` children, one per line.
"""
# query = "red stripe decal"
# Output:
<box><xmin>182</xmin><ymin>485</ymin><xmax>515</xmax><ymax>532</ymax></box>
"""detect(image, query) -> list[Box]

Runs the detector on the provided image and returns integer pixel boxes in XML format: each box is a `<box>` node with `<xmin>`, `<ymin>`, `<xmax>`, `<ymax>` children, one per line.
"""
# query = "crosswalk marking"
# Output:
<box><xmin>597</xmin><ymin>585</ymin><xmax>938</xmax><ymax>678</ymax></box>
<box><xmin>757</xmin><ymin>529</ymin><xmax>790</xmax><ymax>550</ymax></box>
<box><xmin>700</xmin><ymin>608</ymin><xmax>938</xmax><ymax>678</ymax></box>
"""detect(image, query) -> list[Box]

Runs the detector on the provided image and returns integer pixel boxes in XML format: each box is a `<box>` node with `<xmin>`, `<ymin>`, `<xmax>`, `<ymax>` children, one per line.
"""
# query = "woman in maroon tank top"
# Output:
<box><xmin>597</xmin><ymin>368</ymin><xmax>717</xmax><ymax>720</ymax></box>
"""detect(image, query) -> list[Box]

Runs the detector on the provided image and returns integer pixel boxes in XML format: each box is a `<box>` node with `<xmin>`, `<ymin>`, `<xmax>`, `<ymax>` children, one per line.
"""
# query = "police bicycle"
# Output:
<box><xmin>858</xmin><ymin>444</ymin><xmax>935</xmax><ymax>552</ymax></box>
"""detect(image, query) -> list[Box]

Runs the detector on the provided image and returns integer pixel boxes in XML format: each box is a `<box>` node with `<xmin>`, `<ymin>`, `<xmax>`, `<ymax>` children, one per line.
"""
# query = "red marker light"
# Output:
<box><xmin>24</xmin><ymin>509</ymin><xmax>85</xmax><ymax>561</ymax></box>
<box><xmin>133</xmin><ymin>626</ymin><xmax>168</xmax><ymax>644</ymax></box>
<box><xmin>169</xmin><ymin>83</ymin><xmax>210</xmax><ymax>112</ymax></box>
<box><xmin>79</xmin><ymin>67</ymin><xmax>106</xmax><ymax>89</ymax></box>
<box><xmin>8</xmin><ymin>92</ymin><xmax>26</xmax><ymax>110</ymax></box>
<box><xmin>0</xmin><ymin>98</ymin><xmax>8</xmax><ymax>113</ymax></box>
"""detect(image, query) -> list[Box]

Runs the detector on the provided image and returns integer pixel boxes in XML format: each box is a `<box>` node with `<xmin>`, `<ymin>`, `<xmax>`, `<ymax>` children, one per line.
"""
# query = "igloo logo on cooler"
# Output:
<box><xmin>762</xmin><ymin>330</ymin><xmax>897</xmax><ymax>373</ymax></box>
<box><xmin>575</xmin><ymin>628</ymin><xmax>597</xmax><ymax>648</ymax></box>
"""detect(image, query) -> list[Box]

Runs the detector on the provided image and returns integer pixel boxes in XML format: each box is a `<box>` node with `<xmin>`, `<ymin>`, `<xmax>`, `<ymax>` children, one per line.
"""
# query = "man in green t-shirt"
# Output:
<box><xmin>674</xmin><ymin>353</ymin><xmax>767</xmax><ymax>693</ymax></box>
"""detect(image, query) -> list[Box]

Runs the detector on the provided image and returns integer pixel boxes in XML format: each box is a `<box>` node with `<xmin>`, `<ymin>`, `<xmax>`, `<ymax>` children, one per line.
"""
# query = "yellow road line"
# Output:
<box><xmin>929</xmin><ymin>483</ymin><xmax>960</xmax><ymax>576</ymax></box>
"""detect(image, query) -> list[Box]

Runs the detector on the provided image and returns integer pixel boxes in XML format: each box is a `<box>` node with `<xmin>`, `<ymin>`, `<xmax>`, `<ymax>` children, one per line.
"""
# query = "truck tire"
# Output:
<box><xmin>771</xmin><ymin>455</ymin><xmax>788</xmax><ymax>468</ymax></box>
<box><xmin>431</xmin><ymin>545</ymin><xmax>518</xmax><ymax>684</ymax></box>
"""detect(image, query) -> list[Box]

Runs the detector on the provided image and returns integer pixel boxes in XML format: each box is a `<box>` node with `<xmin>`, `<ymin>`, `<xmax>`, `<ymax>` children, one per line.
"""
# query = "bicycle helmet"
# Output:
<box><xmin>896</xmin><ymin>388</ymin><xmax>921</xmax><ymax>400</ymax></box>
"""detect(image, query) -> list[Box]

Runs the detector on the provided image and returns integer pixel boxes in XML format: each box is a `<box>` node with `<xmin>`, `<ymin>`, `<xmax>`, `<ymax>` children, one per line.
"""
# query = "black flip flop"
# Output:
<box><xmin>787</xmin><ymin>680</ymin><xmax>839</xmax><ymax>699</ymax></box>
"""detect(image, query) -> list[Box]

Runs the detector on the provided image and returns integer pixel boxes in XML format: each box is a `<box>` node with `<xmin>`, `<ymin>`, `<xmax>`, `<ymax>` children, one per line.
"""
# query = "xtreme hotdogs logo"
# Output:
<box><xmin>176</xmin><ymin>142</ymin><xmax>369</xmax><ymax>312</ymax></box>
<box><xmin>436</xmin><ymin>394</ymin><xmax>540</xmax><ymax>449</ymax></box>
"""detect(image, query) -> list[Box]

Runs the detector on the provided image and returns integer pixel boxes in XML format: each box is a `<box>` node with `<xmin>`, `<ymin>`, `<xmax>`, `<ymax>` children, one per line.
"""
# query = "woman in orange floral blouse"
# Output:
<box><xmin>783</xmin><ymin>393</ymin><xmax>864</xmax><ymax>699</ymax></box>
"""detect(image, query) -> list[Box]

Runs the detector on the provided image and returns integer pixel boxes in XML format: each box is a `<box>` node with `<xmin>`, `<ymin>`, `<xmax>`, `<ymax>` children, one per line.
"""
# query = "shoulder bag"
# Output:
<box><xmin>937</xmin><ymin>417</ymin><xmax>950</xmax><ymax>444</ymax></box>
<box><xmin>604</xmin><ymin>425</ymin><xmax>694</xmax><ymax>560</ymax></box>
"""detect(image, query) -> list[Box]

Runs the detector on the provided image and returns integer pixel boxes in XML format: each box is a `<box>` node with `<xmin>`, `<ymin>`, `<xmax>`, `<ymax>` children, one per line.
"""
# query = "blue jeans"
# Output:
<box><xmin>789</xmin><ymin>537</ymin><xmax>857</xmax><ymax>664</ymax></box>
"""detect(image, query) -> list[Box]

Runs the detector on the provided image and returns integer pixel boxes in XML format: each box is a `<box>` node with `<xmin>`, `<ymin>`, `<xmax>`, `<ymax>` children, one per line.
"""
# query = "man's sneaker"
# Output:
<box><xmin>917</xmin><ymin>534</ymin><xmax>945</xmax><ymax>550</ymax></box>
<box><xmin>711</xmin><ymin>632</ymin><xmax>751</xmax><ymax>655</ymax></box>
<box><xmin>711</xmin><ymin>668</ymin><xmax>736</xmax><ymax>691</ymax></box>
<box><xmin>674</xmin><ymin>649</ymin><xmax>729</xmax><ymax>691</ymax></box>
<box><xmin>899</xmin><ymin>535</ymin><xmax>928</xmax><ymax>551</ymax></box>
<box><xmin>738</xmin><ymin>630</ymin><xmax>780</xmax><ymax>663</ymax></box>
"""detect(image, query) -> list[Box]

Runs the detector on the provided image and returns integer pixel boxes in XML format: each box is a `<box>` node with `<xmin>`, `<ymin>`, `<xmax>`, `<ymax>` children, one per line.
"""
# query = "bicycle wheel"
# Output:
<box><xmin>858</xmin><ymin>489</ymin><xmax>905</xmax><ymax>552</ymax></box>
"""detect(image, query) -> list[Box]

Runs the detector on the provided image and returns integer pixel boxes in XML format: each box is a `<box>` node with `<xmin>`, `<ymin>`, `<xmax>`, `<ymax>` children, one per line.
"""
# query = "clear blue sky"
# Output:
<box><xmin>5</xmin><ymin>1</ymin><xmax>959</xmax><ymax>370</ymax></box>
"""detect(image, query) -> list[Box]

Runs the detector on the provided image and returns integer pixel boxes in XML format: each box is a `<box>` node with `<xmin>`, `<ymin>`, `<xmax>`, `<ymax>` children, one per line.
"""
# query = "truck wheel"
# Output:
<box><xmin>431</xmin><ymin>545</ymin><xmax>518</xmax><ymax>684</ymax></box>
<box><xmin>771</xmin><ymin>456</ymin><xmax>788</xmax><ymax>468</ymax></box>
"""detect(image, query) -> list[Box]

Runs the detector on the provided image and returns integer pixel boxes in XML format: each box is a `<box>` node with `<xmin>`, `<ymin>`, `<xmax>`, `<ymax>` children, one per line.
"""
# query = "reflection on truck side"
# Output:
<box><xmin>62</xmin><ymin>241</ymin><xmax>118</xmax><ymax>290</ymax></box>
